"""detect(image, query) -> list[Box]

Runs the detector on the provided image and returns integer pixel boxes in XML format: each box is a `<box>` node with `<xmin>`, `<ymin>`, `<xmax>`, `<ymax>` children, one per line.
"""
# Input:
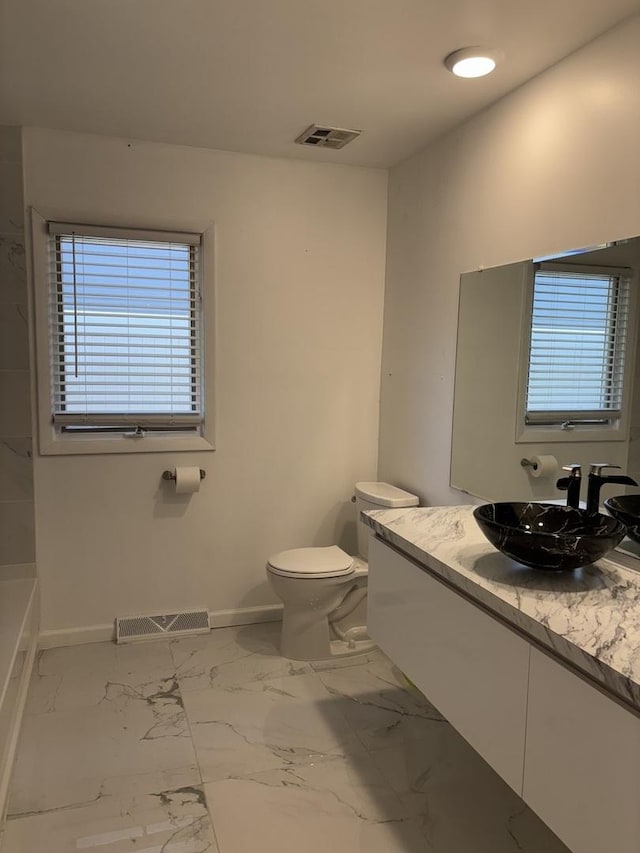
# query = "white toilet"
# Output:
<box><xmin>266</xmin><ymin>481</ymin><xmax>419</xmax><ymax>661</ymax></box>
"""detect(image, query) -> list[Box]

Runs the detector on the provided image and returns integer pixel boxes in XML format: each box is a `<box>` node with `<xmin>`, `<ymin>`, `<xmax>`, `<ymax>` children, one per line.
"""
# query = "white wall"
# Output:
<box><xmin>22</xmin><ymin>128</ymin><xmax>388</xmax><ymax>638</ymax></box>
<box><xmin>379</xmin><ymin>14</ymin><xmax>640</xmax><ymax>507</ymax></box>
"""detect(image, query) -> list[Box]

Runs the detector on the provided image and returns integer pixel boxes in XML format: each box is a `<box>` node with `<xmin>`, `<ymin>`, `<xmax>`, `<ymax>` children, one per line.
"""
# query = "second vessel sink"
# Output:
<box><xmin>474</xmin><ymin>502</ymin><xmax>625</xmax><ymax>571</ymax></box>
<box><xmin>603</xmin><ymin>495</ymin><xmax>640</xmax><ymax>544</ymax></box>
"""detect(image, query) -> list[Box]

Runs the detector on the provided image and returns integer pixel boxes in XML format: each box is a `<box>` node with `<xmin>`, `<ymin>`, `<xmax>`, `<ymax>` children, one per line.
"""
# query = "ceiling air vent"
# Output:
<box><xmin>295</xmin><ymin>124</ymin><xmax>361</xmax><ymax>150</ymax></box>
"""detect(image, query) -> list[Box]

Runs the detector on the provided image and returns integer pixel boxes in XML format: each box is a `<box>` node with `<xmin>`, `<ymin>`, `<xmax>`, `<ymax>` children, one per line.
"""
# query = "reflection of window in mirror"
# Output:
<box><xmin>516</xmin><ymin>248</ymin><xmax>639</xmax><ymax>445</ymax></box>
<box><xmin>450</xmin><ymin>235</ymin><xmax>640</xmax><ymax>502</ymax></box>
<box><xmin>525</xmin><ymin>263</ymin><xmax>631</xmax><ymax>428</ymax></box>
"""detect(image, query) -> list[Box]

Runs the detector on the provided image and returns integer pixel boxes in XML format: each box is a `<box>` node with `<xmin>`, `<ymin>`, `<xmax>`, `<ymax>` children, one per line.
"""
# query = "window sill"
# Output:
<box><xmin>38</xmin><ymin>431</ymin><xmax>215</xmax><ymax>456</ymax></box>
<box><xmin>515</xmin><ymin>423</ymin><xmax>627</xmax><ymax>444</ymax></box>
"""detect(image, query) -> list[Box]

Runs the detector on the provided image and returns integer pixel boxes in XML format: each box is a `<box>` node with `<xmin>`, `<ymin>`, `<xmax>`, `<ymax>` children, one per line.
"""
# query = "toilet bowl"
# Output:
<box><xmin>266</xmin><ymin>482</ymin><xmax>419</xmax><ymax>661</ymax></box>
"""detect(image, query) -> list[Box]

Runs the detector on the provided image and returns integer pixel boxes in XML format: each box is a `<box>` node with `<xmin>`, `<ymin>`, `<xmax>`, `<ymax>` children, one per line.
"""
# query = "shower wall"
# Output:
<box><xmin>0</xmin><ymin>126</ymin><xmax>35</xmax><ymax>576</ymax></box>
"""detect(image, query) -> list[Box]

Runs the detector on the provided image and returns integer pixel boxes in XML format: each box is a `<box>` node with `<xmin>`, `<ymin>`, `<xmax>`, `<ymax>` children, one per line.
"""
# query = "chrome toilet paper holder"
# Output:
<box><xmin>162</xmin><ymin>469</ymin><xmax>206</xmax><ymax>481</ymax></box>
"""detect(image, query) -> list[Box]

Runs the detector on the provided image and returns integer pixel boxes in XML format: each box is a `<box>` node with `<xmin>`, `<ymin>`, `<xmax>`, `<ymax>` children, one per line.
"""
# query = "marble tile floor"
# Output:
<box><xmin>1</xmin><ymin>622</ymin><xmax>570</xmax><ymax>852</ymax></box>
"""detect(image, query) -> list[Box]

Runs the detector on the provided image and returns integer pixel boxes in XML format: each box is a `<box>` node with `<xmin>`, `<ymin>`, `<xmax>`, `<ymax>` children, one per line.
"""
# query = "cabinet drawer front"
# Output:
<box><xmin>368</xmin><ymin>537</ymin><xmax>529</xmax><ymax>793</ymax></box>
<box><xmin>524</xmin><ymin>648</ymin><xmax>640</xmax><ymax>853</ymax></box>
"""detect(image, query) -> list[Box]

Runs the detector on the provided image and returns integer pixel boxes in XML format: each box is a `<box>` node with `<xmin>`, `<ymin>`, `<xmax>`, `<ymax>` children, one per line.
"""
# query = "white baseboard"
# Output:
<box><xmin>39</xmin><ymin>623</ymin><xmax>115</xmax><ymax>648</ymax></box>
<box><xmin>210</xmin><ymin>604</ymin><xmax>283</xmax><ymax>628</ymax></box>
<box><xmin>39</xmin><ymin>604</ymin><xmax>284</xmax><ymax>649</ymax></box>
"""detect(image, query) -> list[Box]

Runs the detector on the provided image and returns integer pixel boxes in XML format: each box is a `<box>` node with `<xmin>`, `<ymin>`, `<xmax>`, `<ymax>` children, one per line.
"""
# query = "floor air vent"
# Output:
<box><xmin>295</xmin><ymin>124</ymin><xmax>361</xmax><ymax>149</ymax></box>
<box><xmin>116</xmin><ymin>609</ymin><xmax>210</xmax><ymax>644</ymax></box>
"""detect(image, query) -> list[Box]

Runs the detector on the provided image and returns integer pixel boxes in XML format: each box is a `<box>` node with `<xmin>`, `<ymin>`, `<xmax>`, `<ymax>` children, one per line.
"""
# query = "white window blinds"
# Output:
<box><xmin>525</xmin><ymin>263</ymin><xmax>631</xmax><ymax>425</ymax></box>
<box><xmin>48</xmin><ymin>222</ymin><xmax>203</xmax><ymax>431</ymax></box>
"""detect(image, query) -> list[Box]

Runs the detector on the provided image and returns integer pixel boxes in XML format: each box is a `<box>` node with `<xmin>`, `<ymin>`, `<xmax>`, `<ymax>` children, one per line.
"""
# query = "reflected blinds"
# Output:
<box><xmin>48</xmin><ymin>222</ymin><xmax>202</xmax><ymax>431</ymax></box>
<box><xmin>525</xmin><ymin>263</ymin><xmax>631</xmax><ymax>425</ymax></box>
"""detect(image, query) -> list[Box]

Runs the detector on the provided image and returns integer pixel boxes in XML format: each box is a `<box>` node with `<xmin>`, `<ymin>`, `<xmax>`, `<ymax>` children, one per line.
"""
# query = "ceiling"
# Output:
<box><xmin>1</xmin><ymin>0</ymin><xmax>639</xmax><ymax>168</ymax></box>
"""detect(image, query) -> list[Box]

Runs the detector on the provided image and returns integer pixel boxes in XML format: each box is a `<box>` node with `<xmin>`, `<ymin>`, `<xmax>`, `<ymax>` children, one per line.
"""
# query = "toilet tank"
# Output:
<box><xmin>354</xmin><ymin>481</ymin><xmax>419</xmax><ymax>559</ymax></box>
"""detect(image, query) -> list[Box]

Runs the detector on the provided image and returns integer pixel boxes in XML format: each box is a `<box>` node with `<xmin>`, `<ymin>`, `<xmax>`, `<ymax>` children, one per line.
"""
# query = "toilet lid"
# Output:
<box><xmin>267</xmin><ymin>545</ymin><xmax>355</xmax><ymax>578</ymax></box>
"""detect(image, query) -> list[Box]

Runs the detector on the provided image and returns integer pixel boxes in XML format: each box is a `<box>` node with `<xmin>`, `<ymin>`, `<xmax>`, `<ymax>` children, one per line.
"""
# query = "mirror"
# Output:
<box><xmin>450</xmin><ymin>235</ymin><xmax>640</xmax><ymax>529</ymax></box>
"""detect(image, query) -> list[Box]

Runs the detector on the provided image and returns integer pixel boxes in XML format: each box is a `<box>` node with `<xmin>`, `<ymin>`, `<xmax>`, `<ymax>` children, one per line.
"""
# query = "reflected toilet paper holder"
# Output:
<box><xmin>520</xmin><ymin>454</ymin><xmax>558</xmax><ymax>479</ymax></box>
<box><xmin>162</xmin><ymin>469</ymin><xmax>206</xmax><ymax>481</ymax></box>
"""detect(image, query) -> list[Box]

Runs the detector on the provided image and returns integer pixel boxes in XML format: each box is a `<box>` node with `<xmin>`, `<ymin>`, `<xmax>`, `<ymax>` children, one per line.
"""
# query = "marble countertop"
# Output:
<box><xmin>363</xmin><ymin>506</ymin><xmax>640</xmax><ymax>711</ymax></box>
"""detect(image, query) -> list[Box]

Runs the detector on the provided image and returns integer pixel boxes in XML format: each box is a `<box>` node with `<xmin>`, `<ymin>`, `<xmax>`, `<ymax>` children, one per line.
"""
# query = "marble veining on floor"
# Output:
<box><xmin>1</xmin><ymin>622</ymin><xmax>569</xmax><ymax>852</ymax></box>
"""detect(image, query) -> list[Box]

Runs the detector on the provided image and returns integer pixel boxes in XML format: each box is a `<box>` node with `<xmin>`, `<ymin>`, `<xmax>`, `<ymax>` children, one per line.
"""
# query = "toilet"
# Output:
<box><xmin>266</xmin><ymin>481</ymin><xmax>419</xmax><ymax>661</ymax></box>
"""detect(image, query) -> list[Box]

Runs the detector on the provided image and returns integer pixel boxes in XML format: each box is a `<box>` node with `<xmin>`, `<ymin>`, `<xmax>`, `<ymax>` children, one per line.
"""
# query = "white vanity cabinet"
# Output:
<box><xmin>367</xmin><ymin>536</ymin><xmax>530</xmax><ymax>793</ymax></box>
<box><xmin>523</xmin><ymin>648</ymin><xmax>640</xmax><ymax>853</ymax></box>
<box><xmin>368</xmin><ymin>534</ymin><xmax>640</xmax><ymax>853</ymax></box>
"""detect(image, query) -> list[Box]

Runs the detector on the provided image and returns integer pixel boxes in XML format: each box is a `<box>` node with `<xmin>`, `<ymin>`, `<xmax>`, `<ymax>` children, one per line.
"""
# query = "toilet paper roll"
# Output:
<box><xmin>174</xmin><ymin>466</ymin><xmax>202</xmax><ymax>494</ymax></box>
<box><xmin>527</xmin><ymin>455</ymin><xmax>559</xmax><ymax>479</ymax></box>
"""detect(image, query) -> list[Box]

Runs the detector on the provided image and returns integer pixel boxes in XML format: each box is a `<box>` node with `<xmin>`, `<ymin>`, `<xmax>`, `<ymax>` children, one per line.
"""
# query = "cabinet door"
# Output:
<box><xmin>368</xmin><ymin>537</ymin><xmax>530</xmax><ymax>794</ymax></box>
<box><xmin>524</xmin><ymin>648</ymin><xmax>640</xmax><ymax>853</ymax></box>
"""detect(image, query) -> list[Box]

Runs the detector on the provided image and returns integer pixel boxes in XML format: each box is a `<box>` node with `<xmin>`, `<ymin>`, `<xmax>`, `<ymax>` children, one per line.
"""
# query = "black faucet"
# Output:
<box><xmin>556</xmin><ymin>464</ymin><xmax>582</xmax><ymax>509</ymax></box>
<box><xmin>585</xmin><ymin>464</ymin><xmax>638</xmax><ymax>515</ymax></box>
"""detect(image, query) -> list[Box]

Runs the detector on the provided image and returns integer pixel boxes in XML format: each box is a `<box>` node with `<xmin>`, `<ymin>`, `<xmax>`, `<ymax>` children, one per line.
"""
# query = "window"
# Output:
<box><xmin>525</xmin><ymin>263</ymin><xmax>632</xmax><ymax>427</ymax></box>
<box><xmin>32</xmin><ymin>213</ymin><xmax>214</xmax><ymax>455</ymax></box>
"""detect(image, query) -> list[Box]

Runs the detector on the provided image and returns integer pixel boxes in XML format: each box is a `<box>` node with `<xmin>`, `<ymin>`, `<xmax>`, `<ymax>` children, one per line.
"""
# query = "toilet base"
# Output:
<box><xmin>282</xmin><ymin>629</ymin><xmax>377</xmax><ymax>662</ymax></box>
<box><xmin>279</xmin><ymin>603</ymin><xmax>377</xmax><ymax>661</ymax></box>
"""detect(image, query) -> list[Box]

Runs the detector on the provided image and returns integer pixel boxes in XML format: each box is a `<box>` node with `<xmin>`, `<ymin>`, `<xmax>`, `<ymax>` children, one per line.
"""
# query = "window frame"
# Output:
<box><xmin>31</xmin><ymin>209</ymin><xmax>216</xmax><ymax>455</ymax></box>
<box><xmin>515</xmin><ymin>262</ymin><xmax>638</xmax><ymax>445</ymax></box>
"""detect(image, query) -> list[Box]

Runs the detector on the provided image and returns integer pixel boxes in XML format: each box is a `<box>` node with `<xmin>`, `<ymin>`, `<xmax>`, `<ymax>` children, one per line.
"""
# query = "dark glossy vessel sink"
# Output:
<box><xmin>474</xmin><ymin>502</ymin><xmax>625</xmax><ymax>571</ymax></box>
<box><xmin>603</xmin><ymin>495</ymin><xmax>640</xmax><ymax>544</ymax></box>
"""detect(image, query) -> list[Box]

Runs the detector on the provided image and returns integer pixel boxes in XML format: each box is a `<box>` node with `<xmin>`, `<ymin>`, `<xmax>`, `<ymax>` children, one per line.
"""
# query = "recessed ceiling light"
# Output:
<box><xmin>444</xmin><ymin>47</ymin><xmax>500</xmax><ymax>78</ymax></box>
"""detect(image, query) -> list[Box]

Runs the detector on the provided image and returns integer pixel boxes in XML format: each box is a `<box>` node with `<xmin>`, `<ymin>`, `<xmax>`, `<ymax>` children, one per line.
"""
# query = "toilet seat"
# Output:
<box><xmin>267</xmin><ymin>545</ymin><xmax>355</xmax><ymax>579</ymax></box>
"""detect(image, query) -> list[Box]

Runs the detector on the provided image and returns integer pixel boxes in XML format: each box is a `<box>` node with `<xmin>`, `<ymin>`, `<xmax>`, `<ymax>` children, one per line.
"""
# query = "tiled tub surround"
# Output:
<box><xmin>2</xmin><ymin>622</ymin><xmax>568</xmax><ymax>852</ymax></box>
<box><xmin>0</xmin><ymin>126</ymin><xmax>35</xmax><ymax>571</ymax></box>
<box><xmin>363</xmin><ymin>505</ymin><xmax>640</xmax><ymax>710</ymax></box>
